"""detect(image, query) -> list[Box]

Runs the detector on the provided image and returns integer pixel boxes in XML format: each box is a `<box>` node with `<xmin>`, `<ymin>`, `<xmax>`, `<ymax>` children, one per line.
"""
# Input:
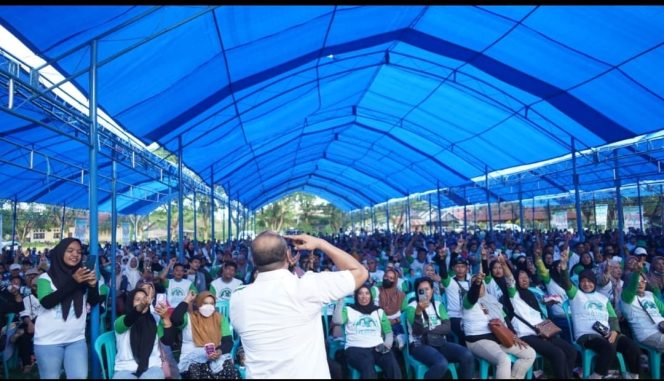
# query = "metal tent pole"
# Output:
<box><xmin>428</xmin><ymin>194</ymin><xmax>432</xmax><ymax>235</ymax></box>
<box><xmin>463</xmin><ymin>187</ymin><xmax>467</xmax><ymax>235</ymax></box>
<box><xmin>60</xmin><ymin>202</ymin><xmax>66</xmax><ymax>239</ymax></box>
<box><xmin>572</xmin><ymin>137</ymin><xmax>584</xmax><ymax>241</ymax></box>
<box><xmin>193</xmin><ymin>190</ymin><xmax>198</xmax><ymax>253</ymax></box>
<box><xmin>178</xmin><ymin>135</ymin><xmax>184</xmax><ymax>262</ymax></box>
<box><xmin>210</xmin><ymin>166</ymin><xmax>215</xmax><ymax>252</ymax></box>
<box><xmin>437</xmin><ymin>182</ymin><xmax>442</xmax><ymax>235</ymax></box>
<box><xmin>614</xmin><ymin>150</ymin><xmax>625</xmax><ymax>258</ymax></box>
<box><xmin>485</xmin><ymin>166</ymin><xmax>493</xmax><ymax>237</ymax></box>
<box><xmin>386</xmin><ymin>202</ymin><xmax>390</xmax><ymax>236</ymax></box>
<box><xmin>11</xmin><ymin>197</ymin><xmax>17</xmax><ymax>257</ymax></box>
<box><xmin>637</xmin><ymin>178</ymin><xmax>643</xmax><ymax>232</ymax></box>
<box><xmin>519</xmin><ymin>179</ymin><xmax>525</xmax><ymax>233</ymax></box>
<box><xmin>110</xmin><ymin>158</ymin><xmax>117</xmax><ymax>328</ymax></box>
<box><xmin>167</xmin><ymin>185</ymin><xmax>172</xmax><ymax>258</ymax></box>
<box><xmin>88</xmin><ymin>39</ymin><xmax>101</xmax><ymax>379</ymax></box>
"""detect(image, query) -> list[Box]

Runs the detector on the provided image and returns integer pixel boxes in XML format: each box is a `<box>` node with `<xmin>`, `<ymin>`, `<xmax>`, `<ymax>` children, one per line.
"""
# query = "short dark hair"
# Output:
<box><xmin>251</xmin><ymin>231</ymin><xmax>288</xmax><ymax>270</ymax></box>
<box><xmin>223</xmin><ymin>261</ymin><xmax>237</xmax><ymax>270</ymax></box>
<box><xmin>173</xmin><ymin>263</ymin><xmax>185</xmax><ymax>271</ymax></box>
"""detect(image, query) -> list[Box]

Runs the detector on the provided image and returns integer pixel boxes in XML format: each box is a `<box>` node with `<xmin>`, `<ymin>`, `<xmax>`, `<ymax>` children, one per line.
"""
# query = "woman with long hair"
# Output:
<box><xmin>34</xmin><ymin>237</ymin><xmax>101</xmax><ymax>379</ymax></box>
<box><xmin>406</xmin><ymin>277</ymin><xmax>475</xmax><ymax>379</ymax></box>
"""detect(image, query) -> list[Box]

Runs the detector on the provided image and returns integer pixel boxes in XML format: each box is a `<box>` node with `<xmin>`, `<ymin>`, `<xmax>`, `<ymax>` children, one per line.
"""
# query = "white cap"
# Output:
<box><xmin>634</xmin><ymin>247</ymin><xmax>647</xmax><ymax>256</ymax></box>
<box><xmin>9</xmin><ymin>263</ymin><xmax>21</xmax><ymax>271</ymax></box>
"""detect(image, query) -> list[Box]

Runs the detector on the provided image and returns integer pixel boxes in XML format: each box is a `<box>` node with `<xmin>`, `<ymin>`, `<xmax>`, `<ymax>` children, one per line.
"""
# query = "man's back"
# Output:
<box><xmin>230</xmin><ymin>268</ymin><xmax>354</xmax><ymax>379</ymax></box>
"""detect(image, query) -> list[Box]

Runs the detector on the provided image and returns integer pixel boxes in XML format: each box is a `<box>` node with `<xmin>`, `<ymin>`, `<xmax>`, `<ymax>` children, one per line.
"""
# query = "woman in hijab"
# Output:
<box><xmin>570</xmin><ymin>252</ymin><xmax>595</xmax><ymax>276</ymax></box>
<box><xmin>507</xmin><ymin>268</ymin><xmax>577</xmax><ymax>379</ymax></box>
<box><xmin>332</xmin><ymin>284</ymin><xmax>401</xmax><ymax>379</ymax></box>
<box><xmin>462</xmin><ymin>268</ymin><xmax>536</xmax><ymax>380</ymax></box>
<box><xmin>33</xmin><ymin>237</ymin><xmax>101</xmax><ymax>379</ymax></box>
<box><xmin>534</xmin><ymin>247</ymin><xmax>572</xmax><ymax>343</ymax></box>
<box><xmin>171</xmin><ymin>290</ymin><xmax>238</xmax><ymax>379</ymax></box>
<box><xmin>560</xmin><ymin>252</ymin><xmax>641</xmax><ymax>379</ymax></box>
<box><xmin>125</xmin><ymin>255</ymin><xmax>142</xmax><ymax>292</ymax></box>
<box><xmin>113</xmin><ymin>288</ymin><xmax>175</xmax><ymax>379</ymax></box>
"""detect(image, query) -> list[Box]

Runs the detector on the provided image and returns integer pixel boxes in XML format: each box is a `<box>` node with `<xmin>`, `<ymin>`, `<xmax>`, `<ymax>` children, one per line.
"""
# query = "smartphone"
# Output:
<box><xmin>204</xmin><ymin>343</ymin><xmax>216</xmax><ymax>356</ymax></box>
<box><xmin>418</xmin><ymin>289</ymin><xmax>427</xmax><ymax>302</ymax></box>
<box><xmin>156</xmin><ymin>293</ymin><xmax>168</xmax><ymax>307</ymax></box>
<box><xmin>85</xmin><ymin>255</ymin><xmax>97</xmax><ymax>271</ymax></box>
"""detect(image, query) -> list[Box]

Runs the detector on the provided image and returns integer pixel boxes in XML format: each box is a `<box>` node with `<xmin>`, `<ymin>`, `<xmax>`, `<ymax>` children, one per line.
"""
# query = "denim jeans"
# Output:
<box><xmin>113</xmin><ymin>367</ymin><xmax>165</xmax><ymax>379</ymax></box>
<box><xmin>34</xmin><ymin>339</ymin><xmax>88</xmax><ymax>379</ymax></box>
<box><xmin>410</xmin><ymin>341</ymin><xmax>475</xmax><ymax>379</ymax></box>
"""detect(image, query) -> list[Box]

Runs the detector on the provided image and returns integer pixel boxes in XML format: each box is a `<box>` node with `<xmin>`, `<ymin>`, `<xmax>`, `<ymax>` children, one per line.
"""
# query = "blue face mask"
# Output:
<box><xmin>103</xmin><ymin>265</ymin><xmax>112</xmax><ymax>273</ymax></box>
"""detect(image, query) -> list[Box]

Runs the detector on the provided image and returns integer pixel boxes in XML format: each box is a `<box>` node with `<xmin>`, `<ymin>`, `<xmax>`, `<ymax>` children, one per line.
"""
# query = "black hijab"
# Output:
<box><xmin>126</xmin><ymin>288</ymin><xmax>157</xmax><ymax>377</ymax></box>
<box><xmin>47</xmin><ymin>237</ymin><xmax>84</xmax><ymax>321</ymax></box>
<box><xmin>349</xmin><ymin>284</ymin><xmax>380</xmax><ymax>315</ymax></box>
<box><xmin>489</xmin><ymin>260</ymin><xmax>515</xmax><ymax>317</ymax></box>
<box><xmin>515</xmin><ymin>270</ymin><xmax>541</xmax><ymax>314</ymax></box>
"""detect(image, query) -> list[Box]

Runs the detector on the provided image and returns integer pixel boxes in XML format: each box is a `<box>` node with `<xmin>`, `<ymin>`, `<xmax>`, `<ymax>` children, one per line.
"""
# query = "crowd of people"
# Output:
<box><xmin>1</xmin><ymin>224</ymin><xmax>664</xmax><ymax>379</ymax></box>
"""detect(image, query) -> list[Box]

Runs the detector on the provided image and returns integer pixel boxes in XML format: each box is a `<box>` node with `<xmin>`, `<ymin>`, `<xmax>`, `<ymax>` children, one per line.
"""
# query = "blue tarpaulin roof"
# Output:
<box><xmin>1</xmin><ymin>5</ymin><xmax>664</xmax><ymax>212</ymax></box>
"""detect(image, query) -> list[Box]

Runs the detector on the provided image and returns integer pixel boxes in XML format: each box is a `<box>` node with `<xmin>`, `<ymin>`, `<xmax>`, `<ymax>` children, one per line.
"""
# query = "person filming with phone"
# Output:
<box><xmin>230</xmin><ymin>231</ymin><xmax>368</xmax><ymax>379</ymax></box>
<box><xmin>33</xmin><ymin>237</ymin><xmax>101</xmax><ymax>379</ymax></box>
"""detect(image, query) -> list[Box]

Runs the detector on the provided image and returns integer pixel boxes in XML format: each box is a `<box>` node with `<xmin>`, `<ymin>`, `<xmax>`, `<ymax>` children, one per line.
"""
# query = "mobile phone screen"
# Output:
<box><xmin>85</xmin><ymin>255</ymin><xmax>97</xmax><ymax>271</ymax></box>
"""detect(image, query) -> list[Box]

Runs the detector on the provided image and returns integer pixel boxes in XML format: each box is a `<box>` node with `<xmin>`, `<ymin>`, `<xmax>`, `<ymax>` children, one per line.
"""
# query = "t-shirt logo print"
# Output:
<box><xmin>172</xmin><ymin>288</ymin><xmax>185</xmax><ymax>296</ymax></box>
<box><xmin>355</xmin><ymin>316</ymin><xmax>377</xmax><ymax>334</ymax></box>
<box><xmin>221</xmin><ymin>289</ymin><xmax>232</xmax><ymax>298</ymax></box>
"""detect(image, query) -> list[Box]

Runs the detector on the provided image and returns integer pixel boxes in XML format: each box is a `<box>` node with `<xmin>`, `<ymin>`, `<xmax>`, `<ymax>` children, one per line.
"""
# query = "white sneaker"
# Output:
<box><xmin>588</xmin><ymin>373</ymin><xmax>603</xmax><ymax>379</ymax></box>
<box><xmin>625</xmin><ymin>372</ymin><xmax>639</xmax><ymax>379</ymax></box>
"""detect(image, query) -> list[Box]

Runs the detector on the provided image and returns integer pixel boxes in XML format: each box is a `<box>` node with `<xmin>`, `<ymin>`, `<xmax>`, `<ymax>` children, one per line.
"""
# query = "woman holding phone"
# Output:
<box><xmin>405</xmin><ymin>277</ymin><xmax>475</xmax><ymax>379</ymax></box>
<box><xmin>332</xmin><ymin>284</ymin><xmax>401</xmax><ymax>379</ymax></box>
<box><xmin>170</xmin><ymin>290</ymin><xmax>238</xmax><ymax>379</ymax></box>
<box><xmin>34</xmin><ymin>237</ymin><xmax>101</xmax><ymax>379</ymax></box>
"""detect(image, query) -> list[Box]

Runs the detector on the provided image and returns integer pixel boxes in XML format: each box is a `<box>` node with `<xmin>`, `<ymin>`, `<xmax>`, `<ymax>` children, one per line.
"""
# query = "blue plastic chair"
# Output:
<box><xmin>400</xmin><ymin>312</ymin><xmax>458</xmax><ymax>379</ymax></box>
<box><xmin>627</xmin><ymin>321</ymin><xmax>662</xmax><ymax>379</ymax></box>
<box><xmin>477</xmin><ymin>353</ymin><xmax>536</xmax><ymax>379</ymax></box>
<box><xmin>561</xmin><ymin>301</ymin><xmax>627</xmax><ymax>378</ymax></box>
<box><xmin>94</xmin><ymin>331</ymin><xmax>116</xmax><ymax>379</ymax></box>
<box><xmin>348</xmin><ymin>363</ymin><xmax>383</xmax><ymax>379</ymax></box>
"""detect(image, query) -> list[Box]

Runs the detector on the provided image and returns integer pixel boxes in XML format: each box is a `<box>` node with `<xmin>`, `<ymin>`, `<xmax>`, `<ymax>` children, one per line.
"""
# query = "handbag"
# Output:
<box><xmin>488</xmin><ymin>318</ymin><xmax>515</xmax><ymax>348</ymax></box>
<box><xmin>533</xmin><ymin>319</ymin><xmax>562</xmax><ymax>339</ymax></box>
<box><xmin>513</xmin><ymin>312</ymin><xmax>561</xmax><ymax>339</ymax></box>
<box><xmin>425</xmin><ymin>333</ymin><xmax>447</xmax><ymax>347</ymax></box>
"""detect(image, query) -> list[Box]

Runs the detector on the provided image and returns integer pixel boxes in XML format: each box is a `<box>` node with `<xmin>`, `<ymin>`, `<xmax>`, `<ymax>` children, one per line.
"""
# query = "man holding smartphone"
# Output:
<box><xmin>230</xmin><ymin>231</ymin><xmax>367</xmax><ymax>379</ymax></box>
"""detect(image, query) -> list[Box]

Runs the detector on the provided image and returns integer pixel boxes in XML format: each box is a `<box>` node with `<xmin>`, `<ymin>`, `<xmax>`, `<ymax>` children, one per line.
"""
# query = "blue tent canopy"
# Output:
<box><xmin>1</xmin><ymin>5</ymin><xmax>664</xmax><ymax>212</ymax></box>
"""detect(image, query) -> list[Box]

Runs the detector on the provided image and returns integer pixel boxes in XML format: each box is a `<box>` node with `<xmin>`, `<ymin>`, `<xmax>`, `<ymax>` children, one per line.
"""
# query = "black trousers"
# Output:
<box><xmin>521</xmin><ymin>334</ymin><xmax>577</xmax><ymax>379</ymax></box>
<box><xmin>580</xmin><ymin>334</ymin><xmax>640</xmax><ymax>375</ymax></box>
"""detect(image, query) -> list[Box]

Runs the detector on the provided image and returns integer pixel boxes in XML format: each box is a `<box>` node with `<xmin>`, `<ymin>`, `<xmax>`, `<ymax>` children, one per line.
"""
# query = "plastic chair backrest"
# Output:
<box><xmin>94</xmin><ymin>331</ymin><xmax>116</xmax><ymax>379</ymax></box>
<box><xmin>528</xmin><ymin>286</ymin><xmax>548</xmax><ymax>318</ymax></box>
<box><xmin>216</xmin><ymin>299</ymin><xmax>230</xmax><ymax>318</ymax></box>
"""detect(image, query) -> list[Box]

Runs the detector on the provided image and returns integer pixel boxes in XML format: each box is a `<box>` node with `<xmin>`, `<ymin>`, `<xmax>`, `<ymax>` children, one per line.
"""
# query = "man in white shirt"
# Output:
<box><xmin>210</xmin><ymin>261</ymin><xmax>243</xmax><ymax>302</ymax></box>
<box><xmin>230</xmin><ymin>231</ymin><xmax>367</xmax><ymax>379</ymax></box>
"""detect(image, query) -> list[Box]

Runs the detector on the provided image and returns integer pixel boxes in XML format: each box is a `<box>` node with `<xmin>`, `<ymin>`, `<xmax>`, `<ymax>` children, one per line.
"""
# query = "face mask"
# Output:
<box><xmin>382</xmin><ymin>279</ymin><xmax>394</xmax><ymax>288</ymax></box>
<box><xmin>103</xmin><ymin>265</ymin><xmax>112</xmax><ymax>274</ymax></box>
<box><xmin>199</xmin><ymin>304</ymin><xmax>215</xmax><ymax>318</ymax></box>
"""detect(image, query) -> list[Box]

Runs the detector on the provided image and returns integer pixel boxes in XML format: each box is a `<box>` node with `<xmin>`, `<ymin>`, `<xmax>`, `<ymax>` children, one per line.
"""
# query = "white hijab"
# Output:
<box><xmin>124</xmin><ymin>255</ymin><xmax>142</xmax><ymax>291</ymax></box>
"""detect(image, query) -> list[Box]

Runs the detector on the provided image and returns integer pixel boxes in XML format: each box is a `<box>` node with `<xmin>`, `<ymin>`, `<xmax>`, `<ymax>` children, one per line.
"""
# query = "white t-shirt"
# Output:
<box><xmin>210</xmin><ymin>277</ymin><xmax>243</xmax><ymax>302</ymax></box>
<box><xmin>230</xmin><ymin>269</ymin><xmax>355</xmax><ymax>379</ymax></box>
<box><xmin>34</xmin><ymin>273</ymin><xmax>89</xmax><ymax>345</ymax></box>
